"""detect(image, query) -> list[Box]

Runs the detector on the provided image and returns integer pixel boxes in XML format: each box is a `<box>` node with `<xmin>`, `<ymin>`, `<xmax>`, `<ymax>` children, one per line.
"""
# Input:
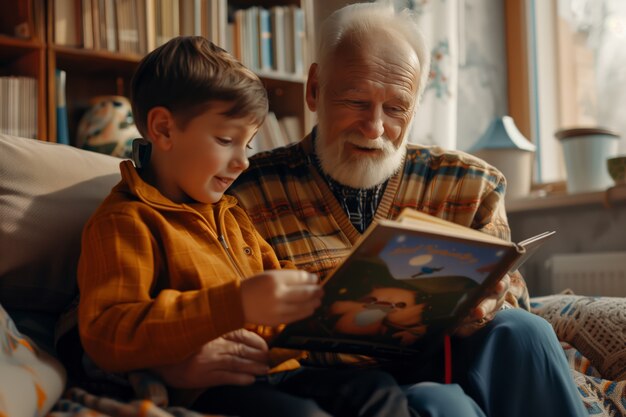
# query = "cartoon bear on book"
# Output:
<box><xmin>329</xmin><ymin>287</ymin><xmax>428</xmax><ymax>345</ymax></box>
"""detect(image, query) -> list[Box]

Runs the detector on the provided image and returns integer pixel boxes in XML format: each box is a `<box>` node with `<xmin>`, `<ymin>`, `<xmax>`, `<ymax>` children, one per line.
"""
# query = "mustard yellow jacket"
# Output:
<box><xmin>78</xmin><ymin>160</ymin><xmax>287</xmax><ymax>373</ymax></box>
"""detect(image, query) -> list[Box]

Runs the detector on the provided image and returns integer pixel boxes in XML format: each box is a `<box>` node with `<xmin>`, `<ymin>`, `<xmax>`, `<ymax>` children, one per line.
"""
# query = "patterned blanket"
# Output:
<box><xmin>531</xmin><ymin>295</ymin><xmax>626</xmax><ymax>417</ymax></box>
<box><xmin>562</xmin><ymin>342</ymin><xmax>626</xmax><ymax>416</ymax></box>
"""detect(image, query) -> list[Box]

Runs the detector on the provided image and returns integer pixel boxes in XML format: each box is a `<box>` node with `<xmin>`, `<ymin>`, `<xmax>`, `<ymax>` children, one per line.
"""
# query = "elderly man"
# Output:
<box><xmin>229</xmin><ymin>3</ymin><xmax>585</xmax><ymax>416</ymax></box>
<box><xmin>159</xmin><ymin>3</ymin><xmax>587</xmax><ymax>416</ymax></box>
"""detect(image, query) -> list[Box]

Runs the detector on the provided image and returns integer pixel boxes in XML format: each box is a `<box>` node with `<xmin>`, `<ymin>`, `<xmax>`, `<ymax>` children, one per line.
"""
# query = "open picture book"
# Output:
<box><xmin>271</xmin><ymin>208</ymin><xmax>555</xmax><ymax>358</ymax></box>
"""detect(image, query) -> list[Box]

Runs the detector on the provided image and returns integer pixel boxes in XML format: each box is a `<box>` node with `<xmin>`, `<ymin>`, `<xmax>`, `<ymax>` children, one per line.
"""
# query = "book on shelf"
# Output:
<box><xmin>231</xmin><ymin>8</ymin><xmax>243</xmax><ymax>61</ymax></box>
<box><xmin>81</xmin><ymin>0</ymin><xmax>94</xmax><ymax>48</ymax></box>
<box><xmin>90</xmin><ymin>0</ymin><xmax>101</xmax><ymax>50</ymax></box>
<box><xmin>258</xmin><ymin>8</ymin><xmax>273</xmax><ymax>71</ymax></box>
<box><xmin>247</xmin><ymin>6</ymin><xmax>260</xmax><ymax>71</ymax></box>
<box><xmin>55</xmin><ymin>69</ymin><xmax>70</xmax><ymax>145</ymax></box>
<box><xmin>216</xmin><ymin>0</ymin><xmax>227</xmax><ymax>48</ymax></box>
<box><xmin>179</xmin><ymin>0</ymin><xmax>195</xmax><ymax>36</ymax></box>
<box><xmin>116</xmin><ymin>0</ymin><xmax>140</xmax><ymax>55</ymax></box>
<box><xmin>193</xmin><ymin>0</ymin><xmax>203</xmax><ymax>36</ymax></box>
<box><xmin>103</xmin><ymin>0</ymin><xmax>117</xmax><ymax>52</ymax></box>
<box><xmin>54</xmin><ymin>0</ymin><xmax>82</xmax><ymax>46</ymax></box>
<box><xmin>270</xmin><ymin>6</ymin><xmax>286</xmax><ymax>73</ymax></box>
<box><xmin>0</xmin><ymin>76</ymin><xmax>37</xmax><ymax>139</ymax></box>
<box><xmin>271</xmin><ymin>208</ymin><xmax>555</xmax><ymax>359</ymax></box>
<box><xmin>290</xmin><ymin>5</ymin><xmax>305</xmax><ymax>75</ymax></box>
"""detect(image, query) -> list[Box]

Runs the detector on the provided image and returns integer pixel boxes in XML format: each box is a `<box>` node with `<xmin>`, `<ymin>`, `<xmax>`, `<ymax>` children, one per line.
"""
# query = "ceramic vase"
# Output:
<box><xmin>77</xmin><ymin>95</ymin><xmax>140</xmax><ymax>158</ymax></box>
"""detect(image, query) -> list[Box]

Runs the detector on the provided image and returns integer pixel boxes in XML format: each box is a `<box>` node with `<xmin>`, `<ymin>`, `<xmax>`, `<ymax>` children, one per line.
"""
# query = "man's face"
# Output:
<box><xmin>307</xmin><ymin>31</ymin><xmax>421</xmax><ymax>189</ymax></box>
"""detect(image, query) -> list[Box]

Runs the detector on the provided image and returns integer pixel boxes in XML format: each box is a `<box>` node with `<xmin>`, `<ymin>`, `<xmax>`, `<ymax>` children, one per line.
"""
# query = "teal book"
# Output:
<box><xmin>271</xmin><ymin>208</ymin><xmax>554</xmax><ymax>358</ymax></box>
<box><xmin>258</xmin><ymin>8</ymin><xmax>273</xmax><ymax>71</ymax></box>
<box><xmin>290</xmin><ymin>6</ymin><xmax>304</xmax><ymax>75</ymax></box>
<box><xmin>55</xmin><ymin>69</ymin><xmax>69</xmax><ymax>145</ymax></box>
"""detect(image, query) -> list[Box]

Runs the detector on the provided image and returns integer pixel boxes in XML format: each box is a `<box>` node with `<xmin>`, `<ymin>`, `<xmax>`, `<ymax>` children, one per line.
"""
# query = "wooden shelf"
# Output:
<box><xmin>0</xmin><ymin>35</ymin><xmax>43</xmax><ymax>54</ymax></box>
<box><xmin>507</xmin><ymin>184</ymin><xmax>626</xmax><ymax>214</ymax></box>
<box><xmin>1</xmin><ymin>0</ymin><xmax>320</xmax><ymax>144</ymax></box>
<box><xmin>51</xmin><ymin>45</ymin><xmax>142</xmax><ymax>74</ymax></box>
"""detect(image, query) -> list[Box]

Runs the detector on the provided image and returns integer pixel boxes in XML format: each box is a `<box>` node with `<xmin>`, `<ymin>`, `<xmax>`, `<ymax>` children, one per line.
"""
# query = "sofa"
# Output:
<box><xmin>0</xmin><ymin>132</ymin><xmax>625</xmax><ymax>417</ymax></box>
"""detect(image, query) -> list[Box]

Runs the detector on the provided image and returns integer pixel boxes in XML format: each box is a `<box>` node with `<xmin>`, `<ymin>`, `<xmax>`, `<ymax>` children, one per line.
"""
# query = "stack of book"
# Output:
<box><xmin>0</xmin><ymin>77</ymin><xmax>38</xmax><ymax>139</ymax></box>
<box><xmin>51</xmin><ymin>0</ymin><xmax>308</xmax><ymax>77</ymax></box>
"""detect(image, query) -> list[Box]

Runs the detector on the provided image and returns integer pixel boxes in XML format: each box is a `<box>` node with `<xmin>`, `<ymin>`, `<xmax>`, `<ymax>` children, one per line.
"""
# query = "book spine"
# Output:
<box><xmin>292</xmin><ymin>7</ymin><xmax>304</xmax><ymax>75</ymax></box>
<box><xmin>82</xmin><ymin>0</ymin><xmax>94</xmax><ymax>48</ymax></box>
<box><xmin>193</xmin><ymin>0</ymin><xmax>202</xmax><ymax>36</ymax></box>
<box><xmin>55</xmin><ymin>69</ymin><xmax>70</xmax><ymax>145</ymax></box>
<box><xmin>259</xmin><ymin>8</ymin><xmax>273</xmax><ymax>71</ymax></box>
<box><xmin>248</xmin><ymin>7</ymin><xmax>260</xmax><ymax>71</ymax></box>
<box><xmin>271</xmin><ymin>6</ymin><xmax>286</xmax><ymax>73</ymax></box>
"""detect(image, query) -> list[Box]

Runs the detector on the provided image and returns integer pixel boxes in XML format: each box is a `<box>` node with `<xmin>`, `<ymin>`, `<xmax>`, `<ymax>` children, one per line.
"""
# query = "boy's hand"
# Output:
<box><xmin>455</xmin><ymin>273</ymin><xmax>510</xmax><ymax>337</ymax></box>
<box><xmin>241</xmin><ymin>270</ymin><xmax>323</xmax><ymax>326</ymax></box>
<box><xmin>152</xmin><ymin>329</ymin><xmax>270</xmax><ymax>388</ymax></box>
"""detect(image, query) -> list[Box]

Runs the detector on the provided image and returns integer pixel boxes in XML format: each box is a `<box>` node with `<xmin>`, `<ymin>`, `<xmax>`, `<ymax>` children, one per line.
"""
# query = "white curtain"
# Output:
<box><xmin>397</xmin><ymin>0</ymin><xmax>460</xmax><ymax>149</ymax></box>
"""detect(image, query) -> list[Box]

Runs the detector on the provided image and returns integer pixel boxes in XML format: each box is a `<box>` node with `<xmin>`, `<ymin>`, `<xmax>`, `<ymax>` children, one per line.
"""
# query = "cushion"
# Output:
<box><xmin>0</xmin><ymin>303</ymin><xmax>66</xmax><ymax>417</ymax></box>
<box><xmin>0</xmin><ymin>134</ymin><xmax>121</xmax><ymax>314</ymax></box>
<box><xmin>531</xmin><ymin>294</ymin><xmax>626</xmax><ymax>381</ymax></box>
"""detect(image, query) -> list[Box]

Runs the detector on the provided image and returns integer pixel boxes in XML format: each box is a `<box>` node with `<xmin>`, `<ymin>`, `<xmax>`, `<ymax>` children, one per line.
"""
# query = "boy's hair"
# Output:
<box><xmin>130</xmin><ymin>36</ymin><xmax>268</xmax><ymax>137</ymax></box>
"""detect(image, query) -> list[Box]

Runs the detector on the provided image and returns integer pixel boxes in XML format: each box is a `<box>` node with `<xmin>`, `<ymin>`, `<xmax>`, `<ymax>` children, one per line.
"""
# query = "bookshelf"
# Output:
<box><xmin>0</xmin><ymin>0</ymin><xmax>346</xmax><ymax>148</ymax></box>
<box><xmin>0</xmin><ymin>1</ymin><xmax>47</xmax><ymax>140</ymax></box>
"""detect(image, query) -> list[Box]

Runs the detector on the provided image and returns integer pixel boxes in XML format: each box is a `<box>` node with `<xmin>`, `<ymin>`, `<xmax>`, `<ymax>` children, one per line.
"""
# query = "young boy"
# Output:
<box><xmin>76</xmin><ymin>36</ymin><xmax>413</xmax><ymax>417</ymax></box>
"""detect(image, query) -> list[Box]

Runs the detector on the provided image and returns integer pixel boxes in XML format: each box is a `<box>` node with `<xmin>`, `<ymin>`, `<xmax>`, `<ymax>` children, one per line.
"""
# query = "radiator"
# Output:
<box><xmin>545</xmin><ymin>252</ymin><xmax>626</xmax><ymax>297</ymax></box>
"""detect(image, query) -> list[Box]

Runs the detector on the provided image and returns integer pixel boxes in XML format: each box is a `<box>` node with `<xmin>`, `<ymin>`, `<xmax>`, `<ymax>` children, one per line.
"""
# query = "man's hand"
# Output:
<box><xmin>240</xmin><ymin>269</ymin><xmax>323</xmax><ymax>326</ymax></box>
<box><xmin>455</xmin><ymin>273</ymin><xmax>511</xmax><ymax>337</ymax></box>
<box><xmin>151</xmin><ymin>329</ymin><xmax>270</xmax><ymax>389</ymax></box>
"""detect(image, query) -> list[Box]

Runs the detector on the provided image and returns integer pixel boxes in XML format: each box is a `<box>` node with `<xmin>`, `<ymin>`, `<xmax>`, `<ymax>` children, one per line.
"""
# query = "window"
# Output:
<box><xmin>506</xmin><ymin>0</ymin><xmax>626</xmax><ymax>185</ymax></box>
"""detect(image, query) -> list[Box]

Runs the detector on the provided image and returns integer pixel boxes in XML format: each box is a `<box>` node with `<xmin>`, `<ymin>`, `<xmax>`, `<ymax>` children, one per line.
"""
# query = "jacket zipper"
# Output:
<box><xmin>217</xmin><ymin>234</ymin><xmax>246</xmax><ymax>280</ymax></box>
<box><xmin>132</xmin><ymin>167</ymin><xmax>247</xmax><ymax>280</ymax></box>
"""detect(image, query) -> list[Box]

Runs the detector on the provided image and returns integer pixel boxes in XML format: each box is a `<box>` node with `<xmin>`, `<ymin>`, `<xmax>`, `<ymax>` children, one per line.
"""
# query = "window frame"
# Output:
<box><xmin>504</xmin><ymin>0</ymin><xmax>567</xmax><ymax>193</ymax></box>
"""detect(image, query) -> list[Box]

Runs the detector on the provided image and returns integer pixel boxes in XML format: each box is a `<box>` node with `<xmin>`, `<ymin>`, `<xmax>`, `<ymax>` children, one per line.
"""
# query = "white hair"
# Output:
<box><xmin>316</xmin><ymin>2</ymin><xmax>431</xmax><ymax>103</ymax></box>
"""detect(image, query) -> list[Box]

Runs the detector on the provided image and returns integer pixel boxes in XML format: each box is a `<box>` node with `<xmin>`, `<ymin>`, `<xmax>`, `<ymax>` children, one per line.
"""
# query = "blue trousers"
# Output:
<box><xmin>192</xmin><ymin>367</ymin><xmax>416</xmax><ymax>417</ymax></box>
<box><xmin>193</xmin><ymin>310</ymin><xmax>586</xmax><ymax>417</ymax></box>
<box><xmin>399</xmin><ymin>309</ymin><xmax>587</xmax><ymax>417</ymax></box>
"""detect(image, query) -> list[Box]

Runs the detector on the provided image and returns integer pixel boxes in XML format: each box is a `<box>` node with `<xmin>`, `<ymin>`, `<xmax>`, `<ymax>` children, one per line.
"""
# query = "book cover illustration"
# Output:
<box><xmin>272</xmin><ymin>223</ymin><xmax>520</xmax><ymax>358</ymax></box>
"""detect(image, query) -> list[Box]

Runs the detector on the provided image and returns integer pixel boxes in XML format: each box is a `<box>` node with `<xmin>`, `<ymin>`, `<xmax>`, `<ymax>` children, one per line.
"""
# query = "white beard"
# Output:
<box><xmin>315</xmin><ymin>130</ymin><xmax>407</xmax><ymax>189</ymax></box>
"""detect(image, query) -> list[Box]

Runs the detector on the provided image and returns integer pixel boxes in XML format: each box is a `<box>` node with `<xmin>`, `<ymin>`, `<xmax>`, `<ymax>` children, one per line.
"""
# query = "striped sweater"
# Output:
<box><xmin>230</xmin><ymin>132</ymin><xmax>530</xmax><ymax>312</ymax></box>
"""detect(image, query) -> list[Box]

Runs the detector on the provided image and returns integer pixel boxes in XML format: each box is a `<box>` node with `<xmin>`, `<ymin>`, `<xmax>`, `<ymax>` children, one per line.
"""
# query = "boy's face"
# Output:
<box><xmin>159</xmin><ymin>102</ymin><xmax>257</xmax><ymax>204</ymax></box>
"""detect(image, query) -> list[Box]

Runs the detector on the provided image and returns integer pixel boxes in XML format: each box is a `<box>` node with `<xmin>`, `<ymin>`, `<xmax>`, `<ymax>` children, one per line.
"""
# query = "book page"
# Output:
<box><xmin>508</xmin><ymin>230</ymin><xmax>556</xmax><ymax>272</ymax></box>
<box><xmin>394</xmin><ymin>208</ymin><xmax>509</xmax><ymax>245</ymax></box>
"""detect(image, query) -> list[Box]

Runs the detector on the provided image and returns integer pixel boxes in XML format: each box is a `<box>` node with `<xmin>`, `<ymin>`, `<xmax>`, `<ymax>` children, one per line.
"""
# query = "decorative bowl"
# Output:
<box><xmin>607</xmin><ymin>155</ymin><xmax>626</xmax><ymax>185</ymax></box>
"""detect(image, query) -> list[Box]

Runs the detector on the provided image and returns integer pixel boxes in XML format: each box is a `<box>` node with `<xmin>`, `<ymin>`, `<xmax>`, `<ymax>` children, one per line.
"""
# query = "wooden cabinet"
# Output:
<box><xmin>0</xmin><ymin>0</ymin><xmax>332</xmax><ymax>147</ymax></box>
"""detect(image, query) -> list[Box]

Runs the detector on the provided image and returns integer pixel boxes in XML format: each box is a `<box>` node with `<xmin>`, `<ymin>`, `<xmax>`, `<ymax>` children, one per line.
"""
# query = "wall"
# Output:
<box><xmin>508</xmin><ymin>199</ymin><xmax>626</xmax><ymax>296</ymax></box>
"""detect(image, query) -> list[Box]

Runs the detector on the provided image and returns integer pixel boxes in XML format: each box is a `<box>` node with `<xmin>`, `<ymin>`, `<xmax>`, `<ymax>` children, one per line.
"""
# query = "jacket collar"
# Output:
<box><xmin>118</xmin><ymin>160</ymin><xmax>238</xmax><ymax>211</ymax></box>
